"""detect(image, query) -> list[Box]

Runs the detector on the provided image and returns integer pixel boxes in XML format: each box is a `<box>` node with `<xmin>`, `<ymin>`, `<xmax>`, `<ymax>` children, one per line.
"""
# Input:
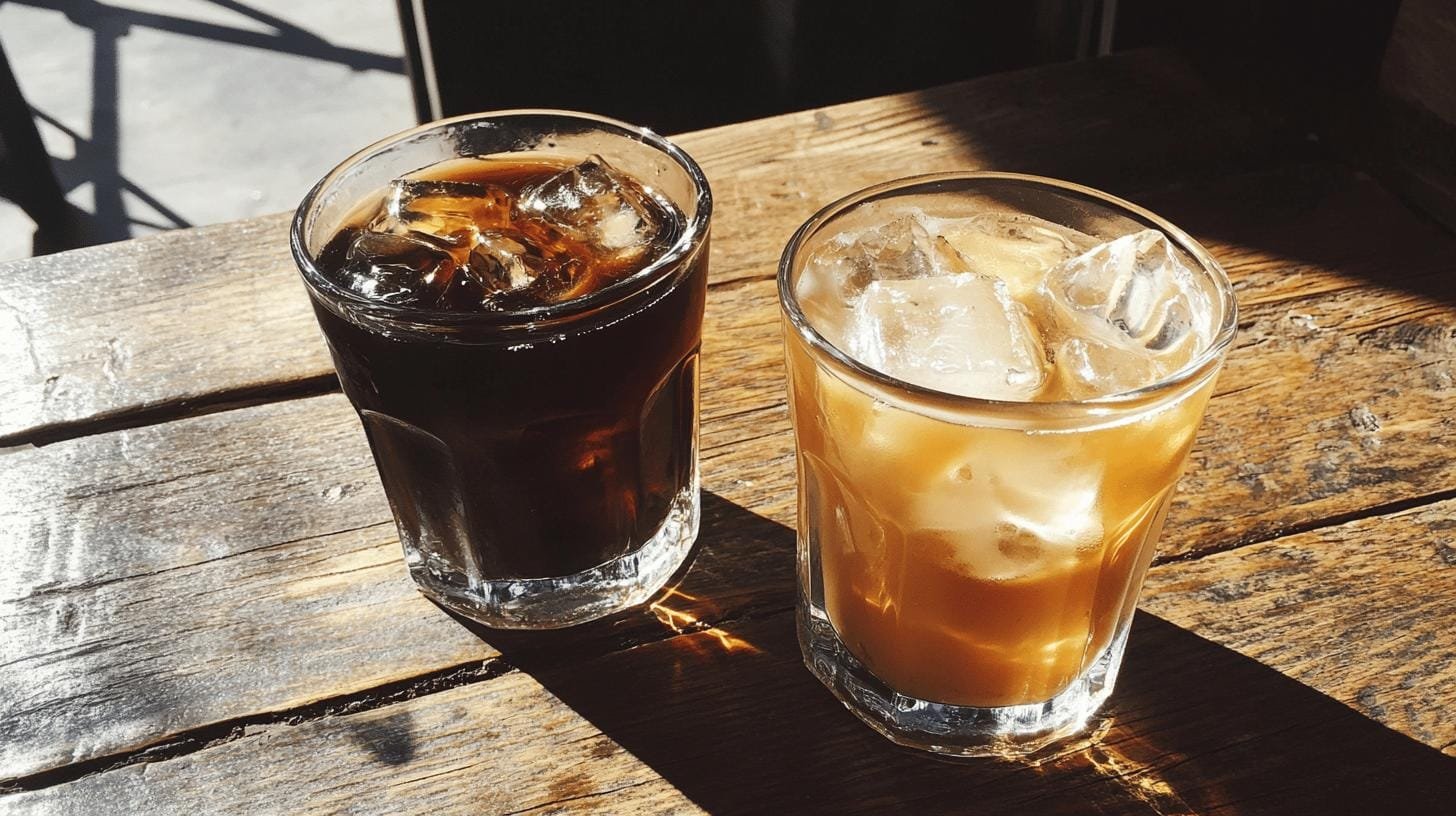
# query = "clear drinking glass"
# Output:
<box><xmin>291</xmin><ymin>111</ymin><xmax>712</xmax><ymax>629</ymax></box>
<box><xmin>779</xmin><ymin>172</ymin><xmax>1236</xmax><ymax>756</ymax></box>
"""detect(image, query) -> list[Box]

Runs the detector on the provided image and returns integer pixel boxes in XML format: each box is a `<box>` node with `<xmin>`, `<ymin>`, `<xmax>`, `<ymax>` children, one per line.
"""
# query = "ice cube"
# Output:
<box><xmin>468</xmin><ymin>229</ymin><xmax>554</xmax><ymax>292</ymax></box>
<box><xmin>796</xmin><ymin>211</ymin><xmax>980</xmax><ymax>353</ymax></box>
<box><xmin>464</xmin><ymin>228</ymin><xmax>582</xmax><ymax>309</ymax></box>
<box><xmin>1053</xmin><ymin>335</ymin><xmax>1159</xmax><ymax>399</ymax></box>
<box><xmin>1038</xmin><ymin>229</ymin><xmax>1215</xmax><ymax>398</ymax></box>
<box><xmin>844</xmin><ymin>274</ymin><xmax>1048</xmax><ymax>400</ymax></box>
<box><xmin>372</xmin><ymin>179</ymin><xmax>513</xmax><ymax>247</ymax></box>
<box><xmin>518</xmin><ymin>155</ymin><xmax>662</xmax><ymax>261</ymax></box>
<box><xmin>937</xmin><ymin>213</ymin><xmax>1097</xmax><ymax>299</ymax></box>
<box><xmin>340</xmin><ymin>231</ymin><xmax>456</xmax><ymax>305</ymax></box>
<box><xmin>908</xmin><ymin>477</ymin><xmax>1100</xmax><ymax>579</ymax></box>
<box><xmin>803</xmin><ymin>211</ymin><xmax>971</xmax><ymax>300</ymax></box>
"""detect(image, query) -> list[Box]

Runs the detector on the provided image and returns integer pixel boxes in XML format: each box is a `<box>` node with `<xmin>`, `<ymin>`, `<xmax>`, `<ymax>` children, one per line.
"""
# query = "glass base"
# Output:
<box><xmin>410</xmin><ymin>481</ymin><xmax>700</xmax><ymax>629</ymax></box>
<box><xmin>798</xmin><ymin>601</ymin><xmax>1130</xmax><ymax>758</ymax></box>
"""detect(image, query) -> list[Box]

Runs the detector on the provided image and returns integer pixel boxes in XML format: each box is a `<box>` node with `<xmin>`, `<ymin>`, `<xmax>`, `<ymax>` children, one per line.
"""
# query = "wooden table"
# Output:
<box><xmin>3</xmin><ymin>50</ymin><xmax>1455</xmax><ymax>814</ymax></box>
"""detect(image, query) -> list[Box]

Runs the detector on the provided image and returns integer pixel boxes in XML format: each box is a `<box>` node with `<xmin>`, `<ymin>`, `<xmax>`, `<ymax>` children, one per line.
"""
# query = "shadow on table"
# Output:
<box><xmin>453</xmin><ymin>492</ymin><xmax>1456</xmax><ymax>816</ymax></box>
<box><xmin>7</xmin><ymin>0</ymin><xmax>405</xmax><ymax>254</ymax></box>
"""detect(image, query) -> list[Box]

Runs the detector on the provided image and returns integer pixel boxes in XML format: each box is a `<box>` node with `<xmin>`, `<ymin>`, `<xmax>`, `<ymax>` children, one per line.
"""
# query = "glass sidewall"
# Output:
<box><xmin>290</xmin><ymin>112</ymin><xmax>712</xmax><ymax>629</ymax></box>
<box><xmin>778</xmin><ymin>172</ymin><xmax>1235</xmax><ymax>755</ymax></box>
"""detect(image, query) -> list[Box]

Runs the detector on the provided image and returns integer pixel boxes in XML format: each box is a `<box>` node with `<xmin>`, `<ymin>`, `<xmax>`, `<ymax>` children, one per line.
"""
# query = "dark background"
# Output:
<box><xmin>410</xmin><ymin>0</ymin><xmax>1402</xmax><ymax>134</ymax></box>
<box><xmin>0</xmin><ymin>0</ymin><xmax>1415</xmax><ymax>255</ymax></box>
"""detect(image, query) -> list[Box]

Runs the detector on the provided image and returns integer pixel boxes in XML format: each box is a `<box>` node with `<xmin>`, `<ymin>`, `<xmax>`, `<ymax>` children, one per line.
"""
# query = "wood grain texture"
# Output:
<box><xmin>0</xmin><ymin>213</ymin><xmax>327</xmax><ymax>443</ymax></box>
<box><xmin>5</xmin><ymin>46</ymin><xmax>1456</xmax><ymax>813</ymax></box>
<box><xmin>2</xmin><ymin>672</ymin><xmax>701</xmax><ymax>816</ymax></box>
<box><xmin>1</xmin><ymin>394</ymin><xmax>379</xmax><ymax>601</ymax></box>
<box><xmin>0</xmin><ymin>48</ymin><xmax>1294</xmax><ymax>445</ymax></box>
<box><xmin>1132</xmin><ymin>162</ymin><xmax>1456</xmax><ymax>556</ymax></box>
<box><xmin>12</xmin><ymin>501</ymin><xmax>1456</xmax><ymax>814</ymax></box>
<box><xmin>1142</xmin><ymin>498</ymin><xmax>1456</xmax><ymax>756</ymax></box>
<box><xmin>0</xmin><ymin>395</ymin><xmax>495</xmax><ymax>781</ymax></box>
<box><xmin>5</xmin><ymin>161</ymin><xmax>1455</xmax><ymax>785</ymax></box>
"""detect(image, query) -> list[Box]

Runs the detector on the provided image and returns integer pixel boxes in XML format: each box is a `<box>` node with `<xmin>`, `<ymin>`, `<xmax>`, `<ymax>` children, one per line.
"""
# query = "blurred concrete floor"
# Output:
<box><xmin>0</xmin><ymin>0</ymin><xmax>415</xmax><ymax>261</ymax></box>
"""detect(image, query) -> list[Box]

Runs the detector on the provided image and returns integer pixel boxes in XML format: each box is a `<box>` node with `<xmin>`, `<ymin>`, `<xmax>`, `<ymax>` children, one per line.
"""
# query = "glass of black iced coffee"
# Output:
<box><xmin>290</xmin><ymin>111</ymin><xmax>712</xmax><ymax>628</ymax></box>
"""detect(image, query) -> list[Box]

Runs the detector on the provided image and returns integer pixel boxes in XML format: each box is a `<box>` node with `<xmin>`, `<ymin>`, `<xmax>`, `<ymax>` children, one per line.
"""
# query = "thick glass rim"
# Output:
<box><xmin>290</xmin><ymin>108</ymin><xmax>713</xmax><ymax>332</ymax></box>
<box><xmin>778</xmin><ymin>171</ymin><xmax>1239</xmax><ymax>417</ymax></box>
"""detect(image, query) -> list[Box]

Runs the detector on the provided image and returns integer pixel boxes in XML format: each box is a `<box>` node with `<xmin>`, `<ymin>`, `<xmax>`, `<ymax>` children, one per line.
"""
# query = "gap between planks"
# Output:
<box><xmin>0</xmin><ymin>659</ymin><xmax>516</xmax><ymax>795</ymax></box>
<box><xmin>0</xmin><ymin>600</ymin><xmax>794</xmax><ymax>796</ymax></box>
<box><xmin>5</xmin><ymin>485</ymin><xmax>1451</xmax><ymax>796</ymax></box>
<box><xmin>1153</xmin><ymin>484</ymin><xmax>1456</xmax><ymax>567</ymax></box>
<box><xmin>0</xmin><ymin>373</ymin><xmax>340</xmax><ymax>450</ymax></box>
<box><xmin>0</xmin><ymin>155</ymin><xmax>1354</xmax><ymax>451</ymax></box>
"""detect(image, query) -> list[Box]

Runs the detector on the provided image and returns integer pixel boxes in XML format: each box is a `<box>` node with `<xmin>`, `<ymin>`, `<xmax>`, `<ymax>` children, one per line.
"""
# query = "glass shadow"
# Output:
<box><xmin>450</xmin><ymin>491</ymin><xmax>1456</xmax><ymax>815</ymax></box>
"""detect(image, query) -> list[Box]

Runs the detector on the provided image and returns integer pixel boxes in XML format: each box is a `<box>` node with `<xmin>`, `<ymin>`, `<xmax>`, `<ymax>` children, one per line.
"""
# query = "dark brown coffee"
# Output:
<box><xmin>309</xmin><ymin>156</ymin><xmax>705</xmax><ymax>580</ymax></box>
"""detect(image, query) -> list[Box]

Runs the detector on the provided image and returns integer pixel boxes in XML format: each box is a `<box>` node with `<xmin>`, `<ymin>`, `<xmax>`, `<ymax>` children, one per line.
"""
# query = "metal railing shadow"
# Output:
<box><xmin>3</xmin><ymin>0</ymin><xmax>404</xmax><ymax>253</ymax></box>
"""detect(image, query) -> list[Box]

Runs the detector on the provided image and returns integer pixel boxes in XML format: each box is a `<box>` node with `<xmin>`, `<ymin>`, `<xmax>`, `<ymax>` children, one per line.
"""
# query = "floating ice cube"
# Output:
<box><xmin>340</xmin><ymin>231</ymin><xmax>456</xmax><ymax>305</ymax></box>
<box><xmin>801</xmin><ymin>211</ymin><xmax>971</xmax><ymax>302</ymax></box>
<box><xmin>373</xmin><ymin>179</ymin><xmax>513</xmax><ymax>247</ymax></box>
<box><xmin>795</xmin><ymin>212</ymin><xmax>959</xmax><ymax>348</ymax></box>
<box><xmin>468</xmin><ymin>229</ymin><xmax>554</xmax><ymax>292</ymax></box>
<box><xmin>1038</xmin><ymin>229</ymin><xmax>1215</xmax><ymax>398</ymax></box>
<box><xmin>518</xmin><ymin>155</ymin><xmax>663</xmax><ymax>262</ymax></box>
<box><xmin>470</xmin><ymin>229</ymin><xmax>581</xmax><ymax>309</ymax></box>
<box><xmin>1053</xmin><ymin>336</ymin><xmax>1159</xmax><ymax>400</ymax></box>
<box><xmin>419</xmin><ymin>228</ymin><xmax>583</xmax><ymax>312</ymax></box>
<box><xmin>844</xmin><ymin>274</ymin><xmax>1048</xmax><ymax>401</ymax></box>
<box><xmin>937</xmin><ymin>213</ymin><xmax>1097</xmax><ymax>299</ymax></box>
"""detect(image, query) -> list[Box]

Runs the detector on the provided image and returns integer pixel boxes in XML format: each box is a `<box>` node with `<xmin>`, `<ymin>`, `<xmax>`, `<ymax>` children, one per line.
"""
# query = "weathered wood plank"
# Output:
<box><xmin>0</xmin><ymin>518</ymin><xmax>496</xmax><ymax>781</ymax></box>
<box><xmin>1</xmin><ymin>394</ymin><xmax>379</xmax><ymax>601</ymax></box>
<box><xmin>5</xmin><ymin>159</ymin><xmax>1455</xmax><ymax>781</ymax></box>
<box><xmin>12</xmin><ymin>497</ymin><xmax>1456</xmax><ymax>813</ymax></box>
<box><xmin>0</xmin><ymin>48</ymin><xmax>1295</xmax><ymax>444</ymax></box>
<box><xmin>482</xmin><ymin>592</ymin><xmax>1456</xmax><ymax>815</ymax></box>
<box><xmin>0</xmin><ymin>395</ymin><xmax>804</xmax><ymax>781</ymax></box>
<box><xmin>703</xmin><ymin>164</ymin><xmax>1456</xmax><ymax>562</ymax></box>
<box><xmin>0</xmin><ymin>395</ymin><xmax>492</xmax><ymax>781</ymax></box>
<box><xmin>2</xmin><ymin>672</ymin><xmax>702</xmax><ymax>816</ymax></box>
<box><xmin>1142</xmin><ymin>499</ymin><xmax>1456</xmax><ymax>755</ymax></box>
<box><xmin>0</xmin><ymin>213</ymin><xmax>325</xmax><ymax>443</ymax></box>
